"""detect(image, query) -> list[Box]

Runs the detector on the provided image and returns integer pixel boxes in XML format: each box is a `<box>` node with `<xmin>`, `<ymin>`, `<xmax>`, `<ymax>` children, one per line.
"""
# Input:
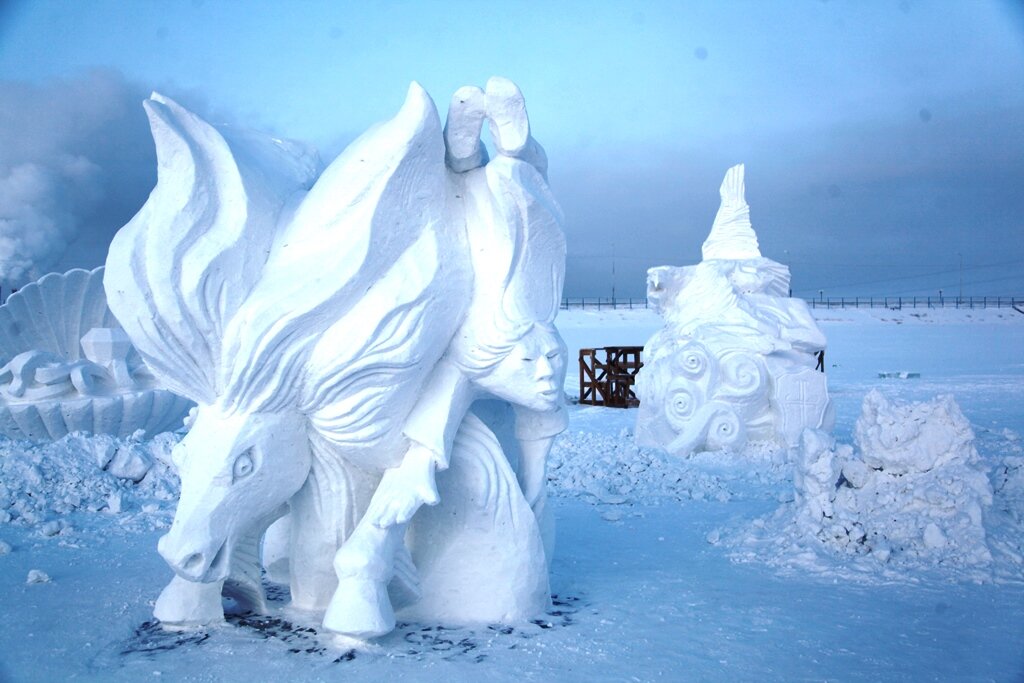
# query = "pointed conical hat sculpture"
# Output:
<box><xmin>701</xmin><ymin>164</ymin><xmax>761</xmax><ymax>261</ymax></box>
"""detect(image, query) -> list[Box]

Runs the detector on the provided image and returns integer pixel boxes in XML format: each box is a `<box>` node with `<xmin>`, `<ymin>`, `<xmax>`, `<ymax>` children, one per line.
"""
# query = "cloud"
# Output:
<box><xmin>0</xmin><ymin>69</ymin><xmax>156</xmax><ymax>288</ymax></box>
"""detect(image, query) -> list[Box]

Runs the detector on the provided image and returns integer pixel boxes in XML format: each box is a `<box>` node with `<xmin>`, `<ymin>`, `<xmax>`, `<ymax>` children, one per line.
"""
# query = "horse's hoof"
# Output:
<box><xmin>154</xmin><ymin>575</ymin><xmax>225</xmax><ymax>627</ymax></box>
<box><xmin>322</xmin><ymin>576</ymin><xmax>395</xmax><ymax>639</ymax></box>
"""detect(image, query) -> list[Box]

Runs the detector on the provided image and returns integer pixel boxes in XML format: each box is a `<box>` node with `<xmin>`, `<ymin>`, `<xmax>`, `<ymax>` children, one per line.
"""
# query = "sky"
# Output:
<box><xmin>0</xmin><ymin>0</ymin><xmax>1022</xmax><ymax>298</ymax></box>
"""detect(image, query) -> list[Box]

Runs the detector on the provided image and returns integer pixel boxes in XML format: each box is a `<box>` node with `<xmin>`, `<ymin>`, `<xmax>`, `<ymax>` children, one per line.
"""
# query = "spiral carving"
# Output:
<box><xmin>705</xmin><ymin>407</ymin><xmax>743</xmax><ymax>450</ymax></box>
<box><xmin>673</xmin><ymin>342</ymin><xmax>710</xmax><ymax>380</ymax></box>
<box><xmin>663</xmin><ymin>379</ymin><xmax>702</xmax><ymax>432</ymax></box>
<box><xmin>715</xmin><ymin>351</ymin><xmax>765</xmax><ymax>400</ymax></box>
<box><xmin>664</xmin><ymin>400</ymin><xmax>745</xmax><ymax>456</ymax></box>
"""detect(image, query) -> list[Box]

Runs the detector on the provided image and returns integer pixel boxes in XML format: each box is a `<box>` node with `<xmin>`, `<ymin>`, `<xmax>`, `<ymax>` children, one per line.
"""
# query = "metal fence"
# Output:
<box><xmin>805</xmin><ymin>296</ymin><xmax>1024</xmax><ymax>310</ymax></box>
<box><xmin>561</xmin><ymin>295</ymin><xmax>1024</xmax><ymax>311</ymax></box>
<box><xmin>560</xmin><ymin>297</ymin><xmax>650</xmax><ymax>310</ymax></box>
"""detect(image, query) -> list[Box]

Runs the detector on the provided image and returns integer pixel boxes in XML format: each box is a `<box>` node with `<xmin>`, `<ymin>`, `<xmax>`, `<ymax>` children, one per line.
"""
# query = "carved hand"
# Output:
<box><xmin>366</xmin><ymin>444</ymin><xmax>440</xmax><ymax>529</ymax></box>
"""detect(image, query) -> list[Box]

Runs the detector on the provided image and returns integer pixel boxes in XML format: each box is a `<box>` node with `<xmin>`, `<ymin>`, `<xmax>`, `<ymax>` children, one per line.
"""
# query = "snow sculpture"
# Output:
<box><xmin>793</xmin><ymin>392</ymin><xmax>993</xmax><ymax>568</ymax></box>
<box><xmin>104</xmin><ymin>79</ymin><xmax>567</xmax><ymax>639</ymax></box>
<box><xmin>635</xmin><ymin>164</ymin><xmax>832</xmax><ymax>456</ymax></box>
<box><xmin>0</xmin><ymin>267</ymin><xmax>192</xmax><ymax>441</ymax></box>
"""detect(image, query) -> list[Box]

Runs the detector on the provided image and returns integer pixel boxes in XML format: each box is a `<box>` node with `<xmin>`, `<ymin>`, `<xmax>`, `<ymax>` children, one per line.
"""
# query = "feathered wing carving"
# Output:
<box><xmin>218</xmin><ymin>82</ymin><xmax>450</xmax><ymax>413</ymax></box>
<box><xmin>104</xmin><ymin>93</ymin><xmax>318</xmax><ymax>404</ymax></box>
<box><xmin>701</xmin><ymin>163</ymin><xmax>760</xmax><ymax>261</ymax></box>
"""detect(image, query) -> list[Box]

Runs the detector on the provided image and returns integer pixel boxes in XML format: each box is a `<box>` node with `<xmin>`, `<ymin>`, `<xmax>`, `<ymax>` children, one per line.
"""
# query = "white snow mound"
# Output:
<box><xmin>730</xmin><ymin>391</ymin><xmax>998</xmax><ymax>579</ymax></box>
<box><xmin>800</xmin><ymin>391</ymin><xmax>992</xmax><ymax>567</ymax></box>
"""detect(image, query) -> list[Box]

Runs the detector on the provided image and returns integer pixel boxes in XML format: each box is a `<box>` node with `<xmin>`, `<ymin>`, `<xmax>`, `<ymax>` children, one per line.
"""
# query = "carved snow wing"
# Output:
<box><xmin>702</xmin><ymin>163</ymin><xmax>760</xmax><ymax>261</ymax></box>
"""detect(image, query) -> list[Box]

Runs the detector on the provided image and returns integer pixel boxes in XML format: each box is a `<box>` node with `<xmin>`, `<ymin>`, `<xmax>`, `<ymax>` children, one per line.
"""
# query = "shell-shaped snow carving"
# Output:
<box><xmin>0</xmin><ymin>267</ymin><xmax>193</xmax><ymax>442</ymax></box>
<box><xmin>0</xmin><ymin>267</ymin><xmax>118</xmax><ymax>362</ymax></box>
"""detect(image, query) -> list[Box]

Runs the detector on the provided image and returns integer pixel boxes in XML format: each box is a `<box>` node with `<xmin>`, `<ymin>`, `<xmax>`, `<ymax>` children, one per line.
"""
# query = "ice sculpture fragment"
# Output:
<box><xmin>635</xmin><ymin>164</ymin><xmax>832</xmax><ymax>456</ymax></box>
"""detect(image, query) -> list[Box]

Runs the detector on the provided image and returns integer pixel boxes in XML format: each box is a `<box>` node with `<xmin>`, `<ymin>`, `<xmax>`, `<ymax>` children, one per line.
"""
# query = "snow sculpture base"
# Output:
<box><xmin>0</xmin><ymin>268</ymin><xmax>192</xmax><ymax>441</ymax></box>
<box><xmin>636</xmin><ymin>164</ymin><xmax>832</xmax><ymax>456</ymax></box>
<box><xmin>402</xmin><ymin>411</ymin><xmax>550</xmax><ymax>624</ymax></box>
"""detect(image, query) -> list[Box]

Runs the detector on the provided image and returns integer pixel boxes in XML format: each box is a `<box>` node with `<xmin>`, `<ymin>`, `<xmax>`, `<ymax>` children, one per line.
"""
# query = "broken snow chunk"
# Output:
<box><xmin>923</xmin><ymin>523</ymin><xmax>947</xmax><ymax>549</ymax></box>
<box><xmin>39</xmin><ymin>520</ymin><xmax>63</xmax><ymax>537</ymax></box>
<box><xmin>26</xmin><ymin>569</ymin><xmax>51</xmax><ymax>584</ymax></box>
<box><xmin>841</xmin><ymin>458</ymin><xmax>871</xmax><ymax>489</ymax></box>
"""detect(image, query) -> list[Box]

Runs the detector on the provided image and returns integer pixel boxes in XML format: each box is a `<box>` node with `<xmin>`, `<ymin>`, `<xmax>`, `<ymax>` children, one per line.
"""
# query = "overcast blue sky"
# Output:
<box><xmin>1</xmin><ymin>0</ymin><xmax>1022</xmax><ymax>297</ymax></box>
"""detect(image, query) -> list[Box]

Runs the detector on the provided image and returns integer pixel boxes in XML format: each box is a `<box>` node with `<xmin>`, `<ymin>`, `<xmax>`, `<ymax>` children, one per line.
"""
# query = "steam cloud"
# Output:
<box><xmin>0</xmin><ymin>70</ymin><xmax>156</xmax><ymax>289</ymax></box>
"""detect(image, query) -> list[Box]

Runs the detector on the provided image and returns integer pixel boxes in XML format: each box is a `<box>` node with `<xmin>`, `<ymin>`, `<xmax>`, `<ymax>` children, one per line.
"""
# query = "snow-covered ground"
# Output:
<box><xmin>1</xmin><ymin>307</ymin><xmax>1022</xmax><ymax>681</ymax></box>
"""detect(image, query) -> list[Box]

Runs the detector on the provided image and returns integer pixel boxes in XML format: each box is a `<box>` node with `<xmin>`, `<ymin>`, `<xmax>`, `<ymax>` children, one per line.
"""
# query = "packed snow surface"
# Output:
<box><xmin>1</xmin><ymin>307</ymin><xmax>1022</xmax><ymax>681</ymax></box>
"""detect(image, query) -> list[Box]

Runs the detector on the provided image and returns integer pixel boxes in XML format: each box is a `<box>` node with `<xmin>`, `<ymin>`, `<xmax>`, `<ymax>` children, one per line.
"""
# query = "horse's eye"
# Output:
<box><xmin>232</xmin><ymin>448</ymin><xmax>256</xmax><ymax>482</ymax></box>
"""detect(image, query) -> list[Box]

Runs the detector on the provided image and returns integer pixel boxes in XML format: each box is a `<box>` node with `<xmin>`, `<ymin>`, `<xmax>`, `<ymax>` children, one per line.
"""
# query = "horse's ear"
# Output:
<box><xmin>104</xmin><ymin>94</ymin><xmax>318</xmax><ymax>403</ymax></box>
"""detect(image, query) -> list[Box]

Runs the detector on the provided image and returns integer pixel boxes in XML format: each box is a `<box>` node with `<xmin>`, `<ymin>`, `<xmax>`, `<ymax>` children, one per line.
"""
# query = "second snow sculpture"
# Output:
<box><xmin>0</xmin><ymin>267</ymin><xmax>192</xmax><ymax>441</ymax></box>
<box><xmin>635</xmin><ymin>165</ymin><xmax>832</xmax><ymax>456</ymax></box>
<box><xmin>104</xmin><ymin>79</ymin><xmax>567</xmax><ymax>640</ymax></box>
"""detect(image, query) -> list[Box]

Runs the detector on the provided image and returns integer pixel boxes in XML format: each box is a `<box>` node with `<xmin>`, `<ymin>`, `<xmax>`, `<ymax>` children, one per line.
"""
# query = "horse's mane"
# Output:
<box><xmin>105</xmin><ymin>84</ymin><xmax>449</xmax><ymax>415</ymax></box>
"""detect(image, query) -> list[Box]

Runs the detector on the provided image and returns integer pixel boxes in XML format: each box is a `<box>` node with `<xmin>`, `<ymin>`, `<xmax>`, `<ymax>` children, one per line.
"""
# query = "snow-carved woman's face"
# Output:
<box><xmin>474</xmin><ymin>324</ymin><xmax>567</xmax><ymax>412</ymax></box>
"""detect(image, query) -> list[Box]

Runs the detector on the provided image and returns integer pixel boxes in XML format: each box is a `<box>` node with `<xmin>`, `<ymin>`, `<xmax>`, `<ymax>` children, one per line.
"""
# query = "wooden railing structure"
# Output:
<box><xmin>578</xmin><ymin>346</ymin><xmax>644</xmax><ymax>408</ymax></box>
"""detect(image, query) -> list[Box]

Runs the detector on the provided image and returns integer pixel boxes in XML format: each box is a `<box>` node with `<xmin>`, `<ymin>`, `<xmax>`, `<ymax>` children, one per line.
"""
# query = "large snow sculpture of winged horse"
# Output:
<box><xmin>104</xmin><ymin>78</ymin><xmax>568</xmax><ymax>639</ymax></box>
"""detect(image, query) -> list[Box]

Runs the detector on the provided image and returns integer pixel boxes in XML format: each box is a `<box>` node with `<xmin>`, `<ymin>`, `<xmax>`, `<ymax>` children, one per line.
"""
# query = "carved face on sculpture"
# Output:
<box><xmin>473</xmin><ymin>323</ymin><xmax>567</xmax><ymax>412</ymax></box>
<box><xmin>157</xmin><ymin>406</ymin><xmax>309</xmax><ymax>583</ymax></box>
<box><xmin>646</xmin><ymin>266</ymin><xmax>694</xmax><ymax>316</ymax></box>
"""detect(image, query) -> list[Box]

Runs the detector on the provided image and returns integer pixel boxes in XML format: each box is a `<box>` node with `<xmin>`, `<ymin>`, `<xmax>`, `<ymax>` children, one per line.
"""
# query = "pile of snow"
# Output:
<box><xmin>548</xmin><ymin>426</ymin><xmax>792</xmax><ymax>510</ymax></box>
<box><xmin>726</xmin><ymin>391</ymin><xmax>1001</xmax><ymax>579</ymax></box>
<box><xmin>0</xmin><ymin>431</ymin><xmax>180</xmax><ymax>534</ymax></box>
<box><xmin>549</xmin><ymin>429</ymin><xmax>731</xmax><ymax>506</ymax></box>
